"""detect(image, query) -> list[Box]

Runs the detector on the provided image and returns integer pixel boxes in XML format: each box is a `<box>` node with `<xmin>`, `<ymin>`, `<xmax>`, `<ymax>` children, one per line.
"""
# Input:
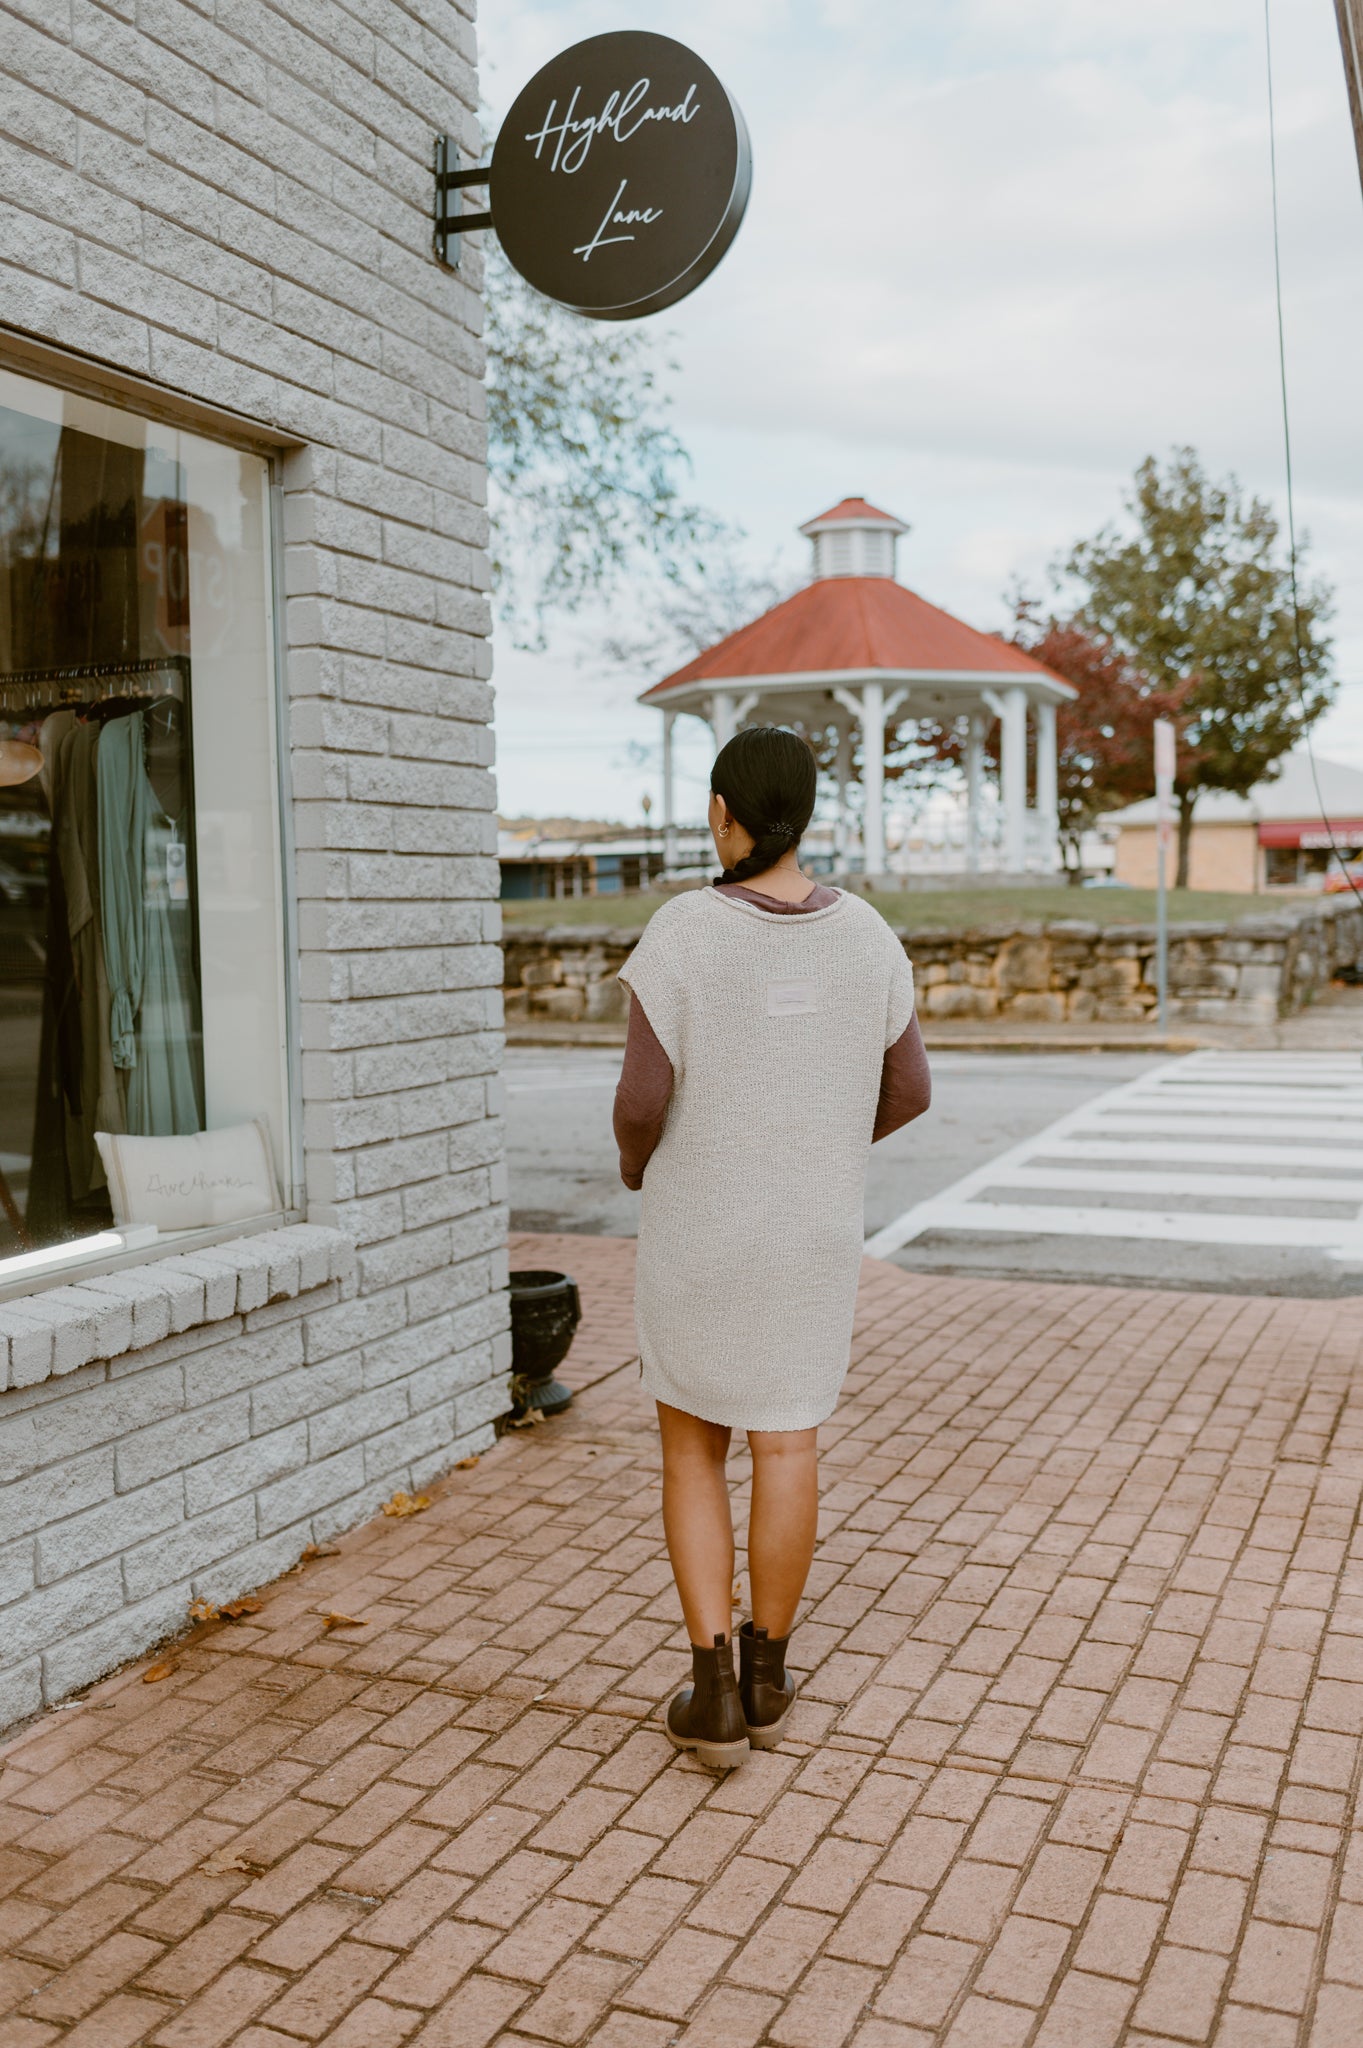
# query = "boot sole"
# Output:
<box><xmin>746</xmin><ymin>1705</ymin><xmax>793</xmax><ymax>1750</ymax></box>
<box><xmin>664</xmin><ymin>1723</ymin><xmax>750</xmax><ymax>1769</ymax></box>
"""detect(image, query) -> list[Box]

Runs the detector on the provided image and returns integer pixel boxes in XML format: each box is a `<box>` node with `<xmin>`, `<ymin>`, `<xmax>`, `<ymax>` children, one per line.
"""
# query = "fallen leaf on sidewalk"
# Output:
<box><xmin>188</xmin><ymin>1599</ymin><xmax>219</xmax><ymax>1623</ymax></box>
<box><xmin>301</xmin><ymin>1543</ymin><xmax>341</xmax><ymax>1560</ymax></box>
<box><xmin>220</xmin><ymin>1597</ymin><xmax>263</xmax><ymax>1619</ymax></box>
<box><xmin>143</xmin><ymin>1660</ymin><xmax>179</xmax><ymax>1684</ymax></box>
<box><xmin>456</xmin><ymin>1455</ymin><xmax>480</xmax><ymax>1469</ymax></box>
<box><xmin>507</xmin><ymin>1409</ymin><xmax>543</xmax><ymax>1429</ymax></box>
<box><xmin>382</xmin><ymin>1490</ymin><xmax>431</xmax><ymax>1518</ymax></box>
<box><xmin>732</xmin><ymin>1581</ymin><xmax>742</xmax><ymax>1605</ymax></box>
<box><xmin>202</xmin><ymin>1849</ymin><xmax>256</xmax><ymax>1875</ymax></box>
<box><xmin>320</xmin><ymin>1612</ymin><xmax>368</xmax><ymax>1631</ymax></box>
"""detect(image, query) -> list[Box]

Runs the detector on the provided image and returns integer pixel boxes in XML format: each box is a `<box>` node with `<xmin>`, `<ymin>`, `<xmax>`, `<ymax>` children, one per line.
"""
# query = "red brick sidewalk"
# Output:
<box><xmin>2</xmin><ymin>1238</ymin><xmax>1362</xmax><ymax>2047</ymax></box>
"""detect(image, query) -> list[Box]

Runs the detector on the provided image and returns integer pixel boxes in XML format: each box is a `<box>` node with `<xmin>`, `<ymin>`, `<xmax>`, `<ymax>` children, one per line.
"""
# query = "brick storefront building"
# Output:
<box><xmin>0</xmin><ymin>2</ymin><xmax>506</xmax><ymax>1727</ymax></box>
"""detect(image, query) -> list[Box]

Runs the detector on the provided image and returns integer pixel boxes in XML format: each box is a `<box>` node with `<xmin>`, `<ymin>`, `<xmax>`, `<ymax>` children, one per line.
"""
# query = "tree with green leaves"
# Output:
<box><xmin>485</xmin><ymin>244</ymin><xmax>727</xmax><ymax>648</ymax></box>
<box><xmin>1063</xmin><ymin>447</ymin><xmax>1334</xmax><ymax>886</ymax></box>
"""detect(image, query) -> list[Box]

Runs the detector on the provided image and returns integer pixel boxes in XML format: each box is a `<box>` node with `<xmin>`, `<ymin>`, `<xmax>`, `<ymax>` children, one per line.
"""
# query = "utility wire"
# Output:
<box><xmin>1263</xmin><ymin>0</ymin><xmax>1363</xmax><ymax>908</ymax></box>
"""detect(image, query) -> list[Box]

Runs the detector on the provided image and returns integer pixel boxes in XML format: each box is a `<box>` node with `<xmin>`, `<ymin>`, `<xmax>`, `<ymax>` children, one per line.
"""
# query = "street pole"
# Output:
<box><xmin>1154</xmin><ymin>718</ymin><xmax>1175</xmax><ymax>1035</ymax></box>
<box><xmin>1337</xmin><ymin>0</ymin><xmax>1363</xmax><ymax>199</ymax></box>
<box><xmin>640</xmin><ymin>792</ymin><xmax>654</xmax><ymax>889</ymax></box>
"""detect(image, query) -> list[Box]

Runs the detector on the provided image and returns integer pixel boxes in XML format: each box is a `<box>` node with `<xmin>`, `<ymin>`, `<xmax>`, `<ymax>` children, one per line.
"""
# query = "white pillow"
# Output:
<box><xmin>95</xmin><ymin>1119</ymin><xmax>281</xmax><ymax>1232</ymax></box>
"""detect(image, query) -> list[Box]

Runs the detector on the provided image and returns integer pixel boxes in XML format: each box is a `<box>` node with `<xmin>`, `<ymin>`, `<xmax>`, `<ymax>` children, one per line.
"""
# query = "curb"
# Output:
<box><xmin>505</xmin><ymin>1023</ymin><xmax>1210</xmax><ymax>1055</ymax></box>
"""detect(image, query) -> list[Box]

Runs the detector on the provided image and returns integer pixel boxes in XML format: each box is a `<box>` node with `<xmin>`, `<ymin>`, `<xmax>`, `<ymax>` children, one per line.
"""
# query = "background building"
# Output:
<box><xmin>0</xmin><ymin>2</ymin><xmax>504</xmax><ymax>1728</ymax></box>
<box><xmin>1110</xmin><ymin>751</ymin><xmax>1363</xmax><ymax>891</ymax></box>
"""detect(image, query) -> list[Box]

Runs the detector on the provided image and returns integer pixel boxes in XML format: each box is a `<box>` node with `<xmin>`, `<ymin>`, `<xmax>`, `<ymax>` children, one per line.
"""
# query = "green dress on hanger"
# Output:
<box><xmin>97</xmin><ymin>711</ymin><xmax>203</xmax><ymax>1137</ymax></box>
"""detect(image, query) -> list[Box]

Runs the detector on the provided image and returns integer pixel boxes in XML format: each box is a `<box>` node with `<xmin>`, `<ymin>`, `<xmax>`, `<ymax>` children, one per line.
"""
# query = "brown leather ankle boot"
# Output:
<box><xmin>738</xmin><ymin>1620</ymin><xmax>797</xmax><ymax>1748</ymax></box>
<box><xmin>665</xmin><ymin>1634</ymin><xmax>750</xmax><ymax>1769</ymax></box>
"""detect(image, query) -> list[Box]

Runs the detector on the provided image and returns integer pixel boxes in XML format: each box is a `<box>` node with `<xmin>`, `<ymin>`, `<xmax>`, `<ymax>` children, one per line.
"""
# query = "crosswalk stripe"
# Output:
<box><xmin>1089</xmin><ymin>1095</ymin><xmax>1363</xmax><ymax>1119</ymax></box>
<box><xmin>866</xmin><ymin>1049</ymin><xmax>1363</xmax><ymax>1266</ymax></box>
<box><xmin>1053</xmin><ymin>1137</ymin><xmax>1363</xmax><ymax>1169</ymax></box>
<box><xmin>991</xmin><ymin>1165</ymin><xmax>1363</xmax><ymax>1201</ymax></box>
<box><xmin>1079</xmin><ymin>1113</ymin><xmax>1363</xmax><ymax>1138</ymax></box>
<box><xmin>916</xmin><ymin>1201</ymin><xmax>1351</xmax><ymax>1250</ymax></box>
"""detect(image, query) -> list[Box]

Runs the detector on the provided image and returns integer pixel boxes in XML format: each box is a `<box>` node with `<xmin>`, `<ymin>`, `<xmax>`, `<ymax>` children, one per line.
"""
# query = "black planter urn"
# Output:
<box><xmin>508</xmin><ymin>1269</ymin><xmax>581</xmax><ymax>1419</ymax></box>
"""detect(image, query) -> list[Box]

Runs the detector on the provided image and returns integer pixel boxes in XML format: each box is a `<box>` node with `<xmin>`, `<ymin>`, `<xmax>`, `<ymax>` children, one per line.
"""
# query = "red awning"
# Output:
<box><xmin>1258</xmin><ymin>820</ymin><xmax>1363</xmax><ymax>849</ymax></box>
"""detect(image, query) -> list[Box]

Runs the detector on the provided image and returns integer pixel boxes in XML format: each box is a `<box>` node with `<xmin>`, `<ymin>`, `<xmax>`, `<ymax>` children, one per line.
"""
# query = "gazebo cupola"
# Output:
<box><xmin>799</xmin><ymin>497</ymin><xmax>908</xmax><ymax>581</ymax></box>
<box><xmin>639</xmin><ymin>496</ymin><xmax>1076</xmax><ymax>882</ymax></box>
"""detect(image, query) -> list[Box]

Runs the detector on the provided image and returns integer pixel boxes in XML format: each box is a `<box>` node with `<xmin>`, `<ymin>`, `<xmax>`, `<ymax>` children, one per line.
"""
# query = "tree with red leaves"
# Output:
<box><xmin>919</xmin><ymin>603</ymin><xmax>1184</xmax><ymax>878</ymax></box>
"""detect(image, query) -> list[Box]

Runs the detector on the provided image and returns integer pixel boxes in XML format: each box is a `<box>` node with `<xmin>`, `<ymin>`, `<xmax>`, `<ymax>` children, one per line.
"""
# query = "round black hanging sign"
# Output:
<box><xmin>489</xmin><ymin>31</ymin><xmax>752</xmax><ymax>321</ymax></box>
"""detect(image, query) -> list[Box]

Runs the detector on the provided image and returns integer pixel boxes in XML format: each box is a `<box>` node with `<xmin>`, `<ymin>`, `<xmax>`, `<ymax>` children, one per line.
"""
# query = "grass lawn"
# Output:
<box><xmin>500</xmin><ymin>885</ymin><xmax>1315</xmax><ymax>932</ymax></box>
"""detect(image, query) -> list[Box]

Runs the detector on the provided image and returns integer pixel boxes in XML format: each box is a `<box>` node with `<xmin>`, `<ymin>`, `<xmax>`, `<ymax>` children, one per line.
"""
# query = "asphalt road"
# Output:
<box><xmin>505</xmin><ymin>1046</ymin><xmax>1362</xmax><ymax>1298</ymax></box>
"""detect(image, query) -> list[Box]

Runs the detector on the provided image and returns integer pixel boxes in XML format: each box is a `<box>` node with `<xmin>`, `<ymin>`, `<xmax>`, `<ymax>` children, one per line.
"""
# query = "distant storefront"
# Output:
<box><xmin>497</xmin><ymin>834</ymin><xmax>674</xmax><ymax>901</ymax></box>
<box><xmin>496</xmin><ymin>824</ymin><xmax>848</xmax><ymax>902</ymax></box>
<box><xmin>1110</xmin><ymin>751</ymin><xmax>1363</xmax><ymax>892</ymax></box>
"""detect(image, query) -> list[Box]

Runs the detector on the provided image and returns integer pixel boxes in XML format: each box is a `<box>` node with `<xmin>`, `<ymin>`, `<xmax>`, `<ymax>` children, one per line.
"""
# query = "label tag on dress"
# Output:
<box><xmin>767</xmin><ymin>978</ymin><xmax>817</xmax><ymax>1017</ymax></box>
<box><xmin>165</xmin><ymin>836</ymin><xmax>189</xmax><ymax>905</ymax></box>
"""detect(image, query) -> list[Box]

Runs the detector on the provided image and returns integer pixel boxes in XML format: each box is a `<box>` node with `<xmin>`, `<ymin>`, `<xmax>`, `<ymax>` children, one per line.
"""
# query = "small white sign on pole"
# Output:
<box><xmin>1154</xmin><ymin>718</ymin><xmax>1176</xmax><ymax>843</ymax></box>
<box><xmin>1153</xmin><ymin>718</ymin><xmax>1175</xmax><ymax>1032</ymax></box>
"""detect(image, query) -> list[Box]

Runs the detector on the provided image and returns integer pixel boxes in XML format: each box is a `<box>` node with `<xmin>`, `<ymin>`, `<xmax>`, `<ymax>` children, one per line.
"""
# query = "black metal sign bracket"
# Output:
<box><xmin>434</xmin><ymin>136</ymin><xmax>493</xmax><ymax>269</ymax></box>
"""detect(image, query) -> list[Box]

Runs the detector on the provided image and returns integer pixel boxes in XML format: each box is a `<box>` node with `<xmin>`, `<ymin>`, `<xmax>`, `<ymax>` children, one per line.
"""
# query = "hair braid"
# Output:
<box><xmin>716</xmin><ymin>826</ymin><xmax>798</xmax><ymax>889</ymax></box>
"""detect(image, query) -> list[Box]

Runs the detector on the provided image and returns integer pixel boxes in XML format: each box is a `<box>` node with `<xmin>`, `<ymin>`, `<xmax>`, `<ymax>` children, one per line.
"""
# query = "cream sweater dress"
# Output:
<box><xmin>618</xmin><ymin>888</ymin><xmax>916</xmax><ymax>1431</ymax></box>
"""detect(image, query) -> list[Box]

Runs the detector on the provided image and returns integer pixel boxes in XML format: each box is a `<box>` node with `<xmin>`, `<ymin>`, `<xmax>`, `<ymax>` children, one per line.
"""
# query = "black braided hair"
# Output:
<box><xmin>710</xmin><ymin>726</ymin><xmax>818</xmax><ymax>888</ymax></box>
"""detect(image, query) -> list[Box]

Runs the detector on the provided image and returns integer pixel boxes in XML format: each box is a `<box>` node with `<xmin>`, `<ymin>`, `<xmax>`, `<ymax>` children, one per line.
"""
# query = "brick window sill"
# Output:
<box><xmin>0</xmin><ymin>1225</ymin><xmax>356</xmax><ymax>1392</ymax></box>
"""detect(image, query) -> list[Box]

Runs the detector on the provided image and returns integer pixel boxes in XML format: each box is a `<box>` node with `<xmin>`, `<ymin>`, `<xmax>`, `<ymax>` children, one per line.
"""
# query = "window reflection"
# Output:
<box><xmin>0</xmin><ymin>405</ymin><xmax>204</xmax><ymax>1254</ymax></box>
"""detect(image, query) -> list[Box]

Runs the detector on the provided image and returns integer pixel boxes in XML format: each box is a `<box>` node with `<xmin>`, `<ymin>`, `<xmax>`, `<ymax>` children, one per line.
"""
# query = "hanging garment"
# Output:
<box><xmin>55</xmin><ymin>719</ymin><xmax>124</xmax><ymax>1198</ymax></box>
<box><xmin>26</xmin><ymin>712</ymin><xmax>81</xmax><ymax>1239</ymax></box>
<box><xmin>97</xmin><ymin>712</ymin><xmax>203</xmax><ymax>1137</ymax></box>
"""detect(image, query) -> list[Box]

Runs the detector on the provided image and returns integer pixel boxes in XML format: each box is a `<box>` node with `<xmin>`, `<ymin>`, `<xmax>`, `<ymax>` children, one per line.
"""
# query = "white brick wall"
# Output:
<box><xmin>0</xmin><ymin>0</ymin><xmax>509</xmax><ymax>1728</ymax></box>
<box><xmin>0</xmin><ymin>1225</ymin><xmax>509</xmax><ymax>1729</ymax></box>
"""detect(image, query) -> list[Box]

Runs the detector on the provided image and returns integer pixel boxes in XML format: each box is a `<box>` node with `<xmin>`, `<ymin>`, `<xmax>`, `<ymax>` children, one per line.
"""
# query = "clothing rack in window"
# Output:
<box><xmin>0</xmin><ymin>655</ymin><xmax>190</xmax><ymax>713</ymax></box>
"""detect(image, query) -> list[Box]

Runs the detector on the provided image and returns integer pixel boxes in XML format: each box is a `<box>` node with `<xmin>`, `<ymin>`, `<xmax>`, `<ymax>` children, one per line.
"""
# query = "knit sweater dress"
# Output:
<box><xmin>617</xmin><ymin>887</ymin><xmax>916</xmax><ymax>1431</ymax></box>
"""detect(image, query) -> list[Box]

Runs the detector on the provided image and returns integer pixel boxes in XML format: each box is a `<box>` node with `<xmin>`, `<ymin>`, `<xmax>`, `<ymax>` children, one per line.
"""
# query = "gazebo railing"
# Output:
<box><xmin>873</xmin><ymin>801</ymin><xmax>1060</xmax><ymax>878</ymax></box>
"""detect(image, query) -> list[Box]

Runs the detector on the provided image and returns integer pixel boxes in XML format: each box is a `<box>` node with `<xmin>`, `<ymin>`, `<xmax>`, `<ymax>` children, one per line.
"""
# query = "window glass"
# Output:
<box><xmin>0</xmin><ymin>368</ymin><xmax>290</xmax><ymax>1277</ymax></box>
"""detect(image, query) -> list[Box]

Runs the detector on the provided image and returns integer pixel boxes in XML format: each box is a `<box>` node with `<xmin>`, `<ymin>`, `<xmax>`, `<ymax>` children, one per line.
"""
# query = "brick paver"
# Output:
<box><xmin>1</xmin><ymin>1235</ymin><xmax>1361</xmax><ymax>2046</ymax></box>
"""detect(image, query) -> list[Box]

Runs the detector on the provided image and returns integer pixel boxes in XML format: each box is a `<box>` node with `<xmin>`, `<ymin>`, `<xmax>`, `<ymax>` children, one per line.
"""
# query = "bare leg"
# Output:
<box><xmin>746</xmin><ymin>1428</ymin><xmax>819</xmax><ymax>1639</ymax></box>
<box><xmin>657</xmin><ymin>1401</ymin><xmax>734</xmax><ymax>1643</ymax></box>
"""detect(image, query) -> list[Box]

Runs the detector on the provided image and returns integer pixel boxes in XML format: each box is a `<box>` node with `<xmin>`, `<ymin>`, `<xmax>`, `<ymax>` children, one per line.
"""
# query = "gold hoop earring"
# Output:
<box><xmin>718</xmin><ymin>824</ymin><xmax>730</xmax><ymax>838</ymax></box>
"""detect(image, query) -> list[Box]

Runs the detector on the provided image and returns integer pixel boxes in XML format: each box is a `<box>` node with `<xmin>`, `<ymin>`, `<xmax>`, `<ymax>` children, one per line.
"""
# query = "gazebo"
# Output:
<box><xmin>640</xmin><ymin>498</ymin><xmax>1076</xmax><ymax>881</ymax></box>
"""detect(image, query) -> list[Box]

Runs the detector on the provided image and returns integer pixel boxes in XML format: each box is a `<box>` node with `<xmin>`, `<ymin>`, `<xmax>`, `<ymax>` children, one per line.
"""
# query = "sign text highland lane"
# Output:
<box><xmin>489</xmin><ymin>31</ymin><xmax>751</xmax><ymax>321</ymax></box>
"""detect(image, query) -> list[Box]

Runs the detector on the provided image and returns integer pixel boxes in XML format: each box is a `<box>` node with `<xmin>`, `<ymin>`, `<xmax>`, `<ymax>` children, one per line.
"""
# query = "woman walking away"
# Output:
<box><xmin>613</xmin><ymin>727</ymin><xmax>932</xmax><ymax>1768</ymax></box>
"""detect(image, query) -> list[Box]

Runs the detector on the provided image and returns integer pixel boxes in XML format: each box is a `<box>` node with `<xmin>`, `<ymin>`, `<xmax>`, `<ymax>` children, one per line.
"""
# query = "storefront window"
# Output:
<box><xmin>0</xmin><ymin>368</ymin><xmax>292</xmax><ymax>1284</ymax></box>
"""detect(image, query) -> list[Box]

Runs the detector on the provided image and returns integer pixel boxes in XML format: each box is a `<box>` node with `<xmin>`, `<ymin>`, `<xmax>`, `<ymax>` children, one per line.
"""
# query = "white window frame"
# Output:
<box><xmin>0</xmin><ymin>337</ymin><xmax>305</xmax><ymax>1305</ymax></box>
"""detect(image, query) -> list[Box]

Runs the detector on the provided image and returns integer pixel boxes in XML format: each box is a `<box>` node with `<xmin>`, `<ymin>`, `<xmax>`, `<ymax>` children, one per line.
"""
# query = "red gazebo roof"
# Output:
<box><xmin>798</xmin><ymin>496</ymin><xmax>907</xmax><ymax>533</ymax></box>
<box><xmin>642</xmin><ymin>577</ymin><xmax>1068</xmax><ymax>698</ymax></box>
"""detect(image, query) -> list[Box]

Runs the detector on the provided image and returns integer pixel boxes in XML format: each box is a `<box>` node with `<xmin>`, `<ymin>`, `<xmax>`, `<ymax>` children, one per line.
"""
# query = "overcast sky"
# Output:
<box><xmin>479</xmin><ymin>0</ymin><xmax>1363</xmax><ymax>825</ymax></box>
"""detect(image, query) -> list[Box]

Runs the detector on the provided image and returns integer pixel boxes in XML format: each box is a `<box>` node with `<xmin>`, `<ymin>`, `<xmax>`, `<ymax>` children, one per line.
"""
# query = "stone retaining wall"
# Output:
<box><xmin>503</xmin><ymin>897</ymin><xmax>1363</xmax><ymax>1027</ymax></box>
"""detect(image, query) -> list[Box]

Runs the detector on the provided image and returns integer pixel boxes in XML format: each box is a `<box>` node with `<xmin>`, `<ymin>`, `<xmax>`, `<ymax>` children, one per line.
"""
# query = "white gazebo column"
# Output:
<box><xmin>835</xmin><ymin>682</ymin><xmax>905</xmax><ymax>884</ymax></box>
<box><xmin>965</xmin><ymin>713</ymin><xmax>984</xmax><ymax>873</ymax></box>
<box><xmin>1035</xmin><ymin>699</ymin><xmax>1058</xmax><ymax>871</ymax></box>
<box><xmin>862</xmin><ymin>683</ymin><xmax>887</xmax><ymax>880</ymax></box>
<box><xmin>833</xmin><ymin>720</ymin><xmax>852</xmax><ymax>865</ymax></box>
<box><xmin>661</xmin><ymin>710</ymin><xmax>677</xmax><ymax>873</ymax></box>
<box><xmin>1000</xmin><ymin>685</ymin><xmax>1028</xmax><ymax>875</ymax></box>
<box><xmin>709</xmin><ymin>689</ymin><xmax>758</xmax><ymax>752</ymax></box>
